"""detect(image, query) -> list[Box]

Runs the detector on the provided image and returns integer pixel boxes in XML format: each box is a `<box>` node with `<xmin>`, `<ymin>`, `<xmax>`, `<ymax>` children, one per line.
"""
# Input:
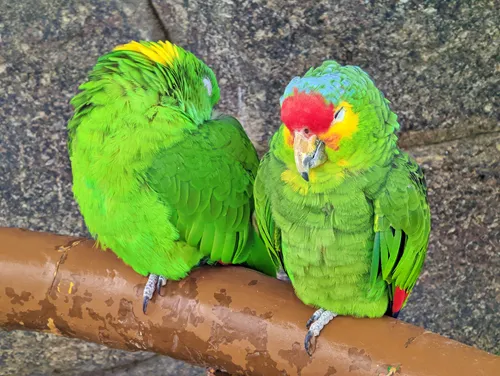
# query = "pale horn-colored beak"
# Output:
<box><xmin>293</xmin><ymin>130</ymin><xmax>327</xmax><ymax>181</ymax></box>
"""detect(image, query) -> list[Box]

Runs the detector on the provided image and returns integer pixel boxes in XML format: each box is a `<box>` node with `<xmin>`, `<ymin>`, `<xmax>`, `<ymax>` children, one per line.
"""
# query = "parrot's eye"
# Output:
<box><xmin>202</xmin><ymin>77</ymin><xmax>213</xmax><ymax>96</ymax></box>
<box><xmin>334</xmin><ymin>107</ymin><xmax>345</xmax><ymax>123</ymax></box>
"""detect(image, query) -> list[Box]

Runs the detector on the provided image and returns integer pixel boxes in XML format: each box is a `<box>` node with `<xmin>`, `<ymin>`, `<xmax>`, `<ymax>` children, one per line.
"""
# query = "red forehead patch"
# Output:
<box><xmin>281</xmin><ymin>88</ymin><xmax>335</xmax><ymax>134</ymax></box>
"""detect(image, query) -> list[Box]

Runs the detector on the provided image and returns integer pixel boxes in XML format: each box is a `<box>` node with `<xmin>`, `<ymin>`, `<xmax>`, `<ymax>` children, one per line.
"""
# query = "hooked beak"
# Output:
<box><xmin>293</xmin><ymin>131</ymin><xmax>327</xmax><ymax>181</ymax></box>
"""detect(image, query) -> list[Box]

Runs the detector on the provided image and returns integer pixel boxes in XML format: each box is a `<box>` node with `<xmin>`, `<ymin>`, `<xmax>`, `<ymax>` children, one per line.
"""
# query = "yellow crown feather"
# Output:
<box><xmin>113</xmin><ymin>40</ymin><xmax>180</xmax><ymax>66</ymax></box>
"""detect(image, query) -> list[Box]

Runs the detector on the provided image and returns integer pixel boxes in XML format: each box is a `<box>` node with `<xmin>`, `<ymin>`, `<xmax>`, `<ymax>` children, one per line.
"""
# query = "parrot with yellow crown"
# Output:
<box><xmin>67</xmin><ymin>40</ymin><xmax>277</xmax><ymax>312</ymax></box>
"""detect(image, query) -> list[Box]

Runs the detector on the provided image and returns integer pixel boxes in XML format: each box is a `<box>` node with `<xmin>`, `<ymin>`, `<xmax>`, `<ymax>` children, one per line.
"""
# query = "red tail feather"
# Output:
<box><xmin>392</xmin><ymin>287</ymin><xmax>409</xmax><ymax>315</ymax></box>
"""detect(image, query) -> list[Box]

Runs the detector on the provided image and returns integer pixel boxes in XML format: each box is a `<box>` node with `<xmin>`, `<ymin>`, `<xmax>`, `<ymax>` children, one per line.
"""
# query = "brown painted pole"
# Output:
<box><xmin>0</xmin><ymin>228</ymin><xmax>498</xmax><ymax>375</ymax></box>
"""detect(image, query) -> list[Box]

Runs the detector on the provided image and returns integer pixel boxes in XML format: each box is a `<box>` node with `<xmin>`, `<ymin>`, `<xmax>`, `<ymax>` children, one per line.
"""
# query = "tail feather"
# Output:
<box><xmin>240</xmin><ymin>229</ymin><xmax>278</xmax><ymax>277</ymax></box>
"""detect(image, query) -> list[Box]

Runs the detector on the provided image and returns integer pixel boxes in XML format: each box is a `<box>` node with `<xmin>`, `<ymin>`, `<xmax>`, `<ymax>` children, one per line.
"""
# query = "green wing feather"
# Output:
<box><xmin>254</xmin><ymin>153</ymin><xmax>284</xmax><ymax>272</ymax></box>
<box><xmin>147</xmin><ymin>115</ymin><xmax>277</xmax><ymax>276</ymax></box>
<box><xmin>370</xmin><ymin>151</ymin><xmax>431</xmax><ymax>311</ymax></box>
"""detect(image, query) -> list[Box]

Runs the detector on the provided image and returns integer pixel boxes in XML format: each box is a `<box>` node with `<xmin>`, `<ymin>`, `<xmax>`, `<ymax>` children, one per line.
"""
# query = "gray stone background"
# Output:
<box><xmin>0</xmin><ymin>0</ymin><xmax>498</xmax><ymax>374</ymax></box>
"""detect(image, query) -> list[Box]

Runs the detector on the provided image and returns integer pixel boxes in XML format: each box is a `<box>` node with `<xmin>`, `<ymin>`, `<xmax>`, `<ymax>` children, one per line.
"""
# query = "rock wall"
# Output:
<box><xmin>153</xmin><ymin>0</ymin><xmax>498</xmax><ymax>152</ymax></box>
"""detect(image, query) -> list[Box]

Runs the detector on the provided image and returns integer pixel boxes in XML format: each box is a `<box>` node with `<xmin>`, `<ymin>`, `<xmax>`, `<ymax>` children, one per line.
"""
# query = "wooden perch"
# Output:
<box><xmin>0</xmin><ymin>228</ymin><xmax>498</xmax><ymax>375</ymax></box>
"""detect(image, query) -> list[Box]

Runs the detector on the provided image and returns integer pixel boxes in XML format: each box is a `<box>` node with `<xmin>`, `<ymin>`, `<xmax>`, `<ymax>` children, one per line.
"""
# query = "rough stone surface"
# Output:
<box><xmin>0</xmin><ymin>329</ymin><xmax>204</xmax><ymax>376</ymax></box>
<box><xmin>0</xmin><ymin>330</ymin><xmax>147</xmax><ymax>376</ymax></box>
<box><xmin>399</xmin><ymin>133</ymin><xmax>500</xmax><ymax>353</ymax></box>
<box><xmin>0</xmin><ymin>0</ymin><xmax>498</xmax><ymax>374</ymax></box>
<box><xmin>153</xmin><ymin>0</ymin><xmax>499</xmax><ymax>153</ymax></box>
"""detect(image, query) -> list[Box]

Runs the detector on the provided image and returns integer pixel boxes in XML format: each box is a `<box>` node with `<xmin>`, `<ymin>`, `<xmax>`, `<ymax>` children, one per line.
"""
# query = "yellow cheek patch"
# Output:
<box><xmin>282</xmin><ymin>126</ymin><xmax>293</xmax><ymax>147</ymax></box>
<box><xmin>333</xmin><ymin>101</ymin><xmax>359</xmax><ymax>138</ymax></box>
<box><xmin>114</xmin><ymin>40</ymin><xmax>180</xmax><ymax>66</ymax></box>
<box><xmin>319</xmin><ymin>101</ymin><xmax>359</xmax><ymax>149</ymax></box>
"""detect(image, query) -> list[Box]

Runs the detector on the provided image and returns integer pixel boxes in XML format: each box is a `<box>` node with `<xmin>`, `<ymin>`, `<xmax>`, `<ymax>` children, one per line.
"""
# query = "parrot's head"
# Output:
<box><xmin>278</xmin><ymin>61</ymin><xmax>398</xmax><ymax>185</ymax></box>
<box><xmin>113</xmin><ymin>40</ymin><xmax>220</xmax><ymax>125</ymax></box>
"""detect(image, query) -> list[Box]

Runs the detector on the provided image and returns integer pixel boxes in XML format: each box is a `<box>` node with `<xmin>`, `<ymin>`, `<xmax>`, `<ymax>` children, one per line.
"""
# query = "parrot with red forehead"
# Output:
<box><xmin>67</xmin><ymin>40</ymin><xmax>277</xmax><ymax>312</ymax></box>
<box><xmin>254</xmin><ymin>61</ymin><xmax>431</xmax><ymax>354</ymax></box>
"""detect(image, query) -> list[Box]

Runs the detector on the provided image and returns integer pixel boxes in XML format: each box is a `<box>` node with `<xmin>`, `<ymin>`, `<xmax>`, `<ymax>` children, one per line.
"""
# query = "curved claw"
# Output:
<box><xmin>305</xmin><ymin>317</ymin><xmax>315</xmax><ymax>329</ymax></box>
<box><xmin>304</xmin><ymin>330</ymin><xmax>315</xmax><ymax>356</ymax></box>
<box><xmin>142</xmin><ymin>296</ymin><xmax>151</xmax><ymax>314</ymax></box>
<box><xmin>156</xmin><ymin>275</ymin><xmax>167</xmax><ymax>296</ymax></box>
<box><xmin>303</xmin><ymin>309</ymin><xmax>337</xmax><ymax>355</ymax></box>
<box><xmin>142</xmin><ymin>274</ymin><xmax>160</xmax><ymax>314</ymax></box>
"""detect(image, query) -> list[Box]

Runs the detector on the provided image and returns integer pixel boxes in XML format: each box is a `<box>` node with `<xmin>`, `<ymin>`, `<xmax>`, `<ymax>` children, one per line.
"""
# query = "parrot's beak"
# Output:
<box><xmin>293</xmin><ymin>131</ymin><xmax>327</xmax><ymax>182</ymax></box>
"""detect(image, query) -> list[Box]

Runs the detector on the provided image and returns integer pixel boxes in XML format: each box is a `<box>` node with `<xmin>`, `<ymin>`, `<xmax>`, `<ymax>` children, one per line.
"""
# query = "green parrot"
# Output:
<box><xmin>254</xmin><ymin>61</ymin><xmax>431</xmax><ymax>354</ymax></box>
<box><xmin>67</xmin><ymin>40</ymin><xmax>276</xmax><ymax>312</ymax></box>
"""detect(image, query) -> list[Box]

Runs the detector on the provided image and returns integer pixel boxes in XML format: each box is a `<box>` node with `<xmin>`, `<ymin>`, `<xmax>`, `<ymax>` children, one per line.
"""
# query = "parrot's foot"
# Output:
<box><xmin>304</xmin><ymin>308</ymin><xmax>337</xmax><ymax>356</ymax></box>
<box><xmin>276</xmin><ymin>268</ymin><xmax>291</xmax><ymax>283</ymax></box>
<box><xmin>142</xmin><ymin>274</ymin><xmax>167</xmax><ymax>314</ymax></box>
<box><xmin>197</xmin><ymin>257</ymin><xmax>211</xmax><ymax>267</ymax></box>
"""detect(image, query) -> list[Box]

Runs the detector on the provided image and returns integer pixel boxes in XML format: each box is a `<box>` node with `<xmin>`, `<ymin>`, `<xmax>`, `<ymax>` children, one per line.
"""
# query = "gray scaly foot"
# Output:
<box><xmin>143</xmin><ymin>274</ymin><xmax>167</xmax><ymax>314</ymax></box>
<box><xmin>306</xmin><ymin>308</ymin><xmax>325</xmax><ymax>328</ymax></box>
<box><xmin>304</xmin><ymin>308</ymin><xmax>337</xmax><ymax>355</ymax></box>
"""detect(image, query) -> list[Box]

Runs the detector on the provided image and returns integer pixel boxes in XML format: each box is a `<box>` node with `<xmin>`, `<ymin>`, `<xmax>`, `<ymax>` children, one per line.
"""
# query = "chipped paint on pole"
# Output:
<box><xmin>1</xmin><ymin>228</ymin><xmax>499</xmax><ymax>375</ymax></box>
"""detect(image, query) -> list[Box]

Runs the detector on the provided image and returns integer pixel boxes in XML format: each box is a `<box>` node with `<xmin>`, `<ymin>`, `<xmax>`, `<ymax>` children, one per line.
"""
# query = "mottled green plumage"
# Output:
<box><xmin>68</xmin><ymin>40</ymin><xmax>276</xmax><ymax>280</ymax></box>
<box><xmin>255</xmin><ymin>61</ymin><xmax>430</xmax><ymax>318</ymax></box>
